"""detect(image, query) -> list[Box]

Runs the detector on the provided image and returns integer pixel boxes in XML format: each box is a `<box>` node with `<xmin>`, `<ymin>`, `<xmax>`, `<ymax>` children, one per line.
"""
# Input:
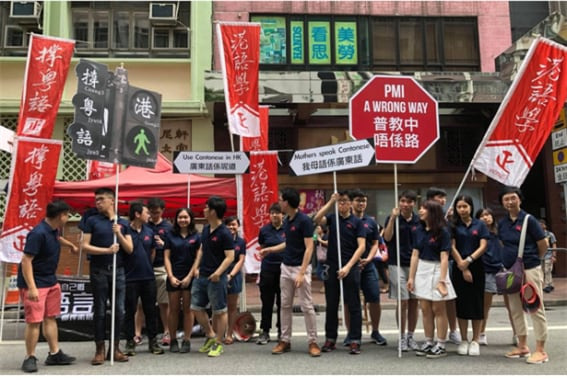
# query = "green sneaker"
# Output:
<box><xmin>198</xmin><ymin>337</ymin><xmax>217</xmax><ymax>353</ymax></box>
<box><xmin>125</xmin><ymin>340</ymin><xmax>136</xmax><ymax>356</ymax></box>
<box><xmin>207</xmin><ymin>343</ymin><xmax>223</xmax><ymax>357</ymax></box>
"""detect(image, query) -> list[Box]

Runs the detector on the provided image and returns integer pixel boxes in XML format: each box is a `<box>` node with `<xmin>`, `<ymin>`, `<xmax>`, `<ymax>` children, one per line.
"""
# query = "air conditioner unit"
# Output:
<box><xmin>149</xmin><ymin>3</ymin><xmax>177</xmax><ymax>25</ymax></box>
<box><xmin>10</xmin><ymin>1</ymin><xmax>41</xmax><ymax>19</ymax></box>
<box><xmin>4</xmin><ymin>25</ymin><xmax>25</xmax><ymax>48</ymax></box>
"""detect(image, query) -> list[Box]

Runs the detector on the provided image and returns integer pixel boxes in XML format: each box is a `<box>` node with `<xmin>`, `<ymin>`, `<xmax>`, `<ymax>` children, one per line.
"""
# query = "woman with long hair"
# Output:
<box><xmin>408</xmin><ymin>200</ymin><xmax>456</xmax><ymax>358</ymax></box>
<box><xmin>163</xmin><ymin>208</ymin><xmax>201</xmax><ymax>353</ymax></box>
<box><xmin>450</xmin><ymin>195</ymin><xmax>488</xmax><ymax>356</ymax></box>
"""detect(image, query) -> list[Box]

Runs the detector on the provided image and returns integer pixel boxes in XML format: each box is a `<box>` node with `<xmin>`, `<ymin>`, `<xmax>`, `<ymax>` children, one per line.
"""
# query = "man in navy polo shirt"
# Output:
<box><xmin>383</xmin><ymin>189</ymin><xmax>421</xmax><ymax>351</ymax></box>
<box><xmin>191</xmin><ymin>196</ymin><xmax>234</xmax><ymax>358</ymax></box>
<box><xmin>18</xmin><ymin>201</ymin><xmax>76</xmax><ymax>373</ymax></box>
<box><xmin>314</xmin><ymin>190</ymin><xmax>366</xmax><ymax>355</ymax></box>
<box><xmin>82</xmin><ymin>187</ymin><xmax>133</xmax><ymax>365</ymax></box>
<box><xmin>123</xmin><ymin>202</ymin><xmax>164</xmax><ymax>356</ymax></box>
<box><xmin>147</xmin><ymin>197</ymin><xmax>173</xmax><ymax>346</ymax></box>
<box><xmin>269</xmin><ymin>188</ymin><xmax>321</xmax><ymax>357</ymax></box>
<box><xmin>257</xmin><ymin>202</ymin><xmax>285</xmax><ymax>344</ymax></box>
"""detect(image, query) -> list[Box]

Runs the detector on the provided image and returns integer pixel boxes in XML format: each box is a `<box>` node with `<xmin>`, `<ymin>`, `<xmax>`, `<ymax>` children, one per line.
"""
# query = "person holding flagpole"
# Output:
<box><xmin>498</xmin><ymin>187</ymin><xmax>549</xmax><ymax>364</ymax></box>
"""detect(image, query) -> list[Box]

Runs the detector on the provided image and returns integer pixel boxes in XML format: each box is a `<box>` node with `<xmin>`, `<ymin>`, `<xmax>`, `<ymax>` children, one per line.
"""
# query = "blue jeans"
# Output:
<box><xmin>191</xmin><ymin>275</ymin><xmax>228</xmax><ymax>314</ymax></box>
<box><xmin>90</xmin><ymin>266</ymin><xmax>126</xmax><ymax>342</ymax></box>
<box><xmin>360</xmin><ymin>264</ymin><xmax>380</xmax><ymax>303</ymax></box>
<box><xmin>324</xmin><ymin>264</ymin><xmax>361</xmax><ymax>343</ymax></box>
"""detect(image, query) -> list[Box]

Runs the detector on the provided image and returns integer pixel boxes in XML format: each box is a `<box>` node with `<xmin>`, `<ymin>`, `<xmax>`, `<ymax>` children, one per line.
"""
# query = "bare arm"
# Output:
<box><xmin>210</xmin><ymin>249</ymin><xmax>235</xmax><ymax>282</ymax></box>
<box><xmin>407</xmin><ymin>248</ymin><xmax>419</xmax><ymax>292</ymax></box>
<box><xmin>59</xmin><ymin>236</ymin><xmax>79</xmax><ymax>254</ymax></box>
<box><xmin>260</xmin><ymin>242</ymin><xmax>285</xmax><ymax>258</ymax></box>
<box><xmin>537</xmin><ymin>238</ymin><xmax>549</xmax><ymax>258</ymax></box>
<box><xmin>313</xmin><ymin>192</ymin><xmax>339</xmax><ymax>226</ymax></box>
<box><xmin>338</xmin><ymin>237</ymin><xmax>365</xmax><ymax>279</ymax></box>
<box><xmin>229</xmin><ymin>253</ymin><xmax>246</xmax><ymax>278</ymax></box>
<box><xmin>81</xmin><ymin>233</ymin><xmax>118</xmax><ymax>255</ymax></box>
<box><xmin>383</xmin><ymin>208</ymin><xmax>399</xmax><ymax>242</ymax></box>
<box><xmin>295</xmin><ymin>237</ymin><xmax>314</xmax><ymax>288</ymax></box>
<box><xmin>21</xmin><ymin>254</ymin><xmax>38</xmax><ymax>301</ymax></box>
<box><xmin>113</xmin><ymin>223</ymin><xmax>133</xmax><ymax>254</ymax></box>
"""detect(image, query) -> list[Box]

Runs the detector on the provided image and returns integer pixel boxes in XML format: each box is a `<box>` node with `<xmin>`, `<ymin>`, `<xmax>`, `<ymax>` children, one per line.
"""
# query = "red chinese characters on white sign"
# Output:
<box><xmin>217</xmin><ymin>22</ymin><xmax>261</xmax><ymax>137</ymax></box>
<box><xmin>16</xmin><ymin>34</ymin><xmax>75</xmax><ymax>139</ymax></box>
<box><xmin>473</xmin><ymin>37</ymin><xmax>567</xmax><ymax>187</ymax></box>
<box><xmin>1</xmin><ymin>137</ymin><xmax>62</xmax><ymax>263</ymax></box>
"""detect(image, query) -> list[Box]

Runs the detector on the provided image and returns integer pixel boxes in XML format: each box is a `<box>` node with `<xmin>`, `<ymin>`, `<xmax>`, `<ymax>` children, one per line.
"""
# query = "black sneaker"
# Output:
<box><xmin>256</xmin><ymin>331</ymin><xmax>270</xmax><ymax>345</ymax></box>
<box><xmin>125</xmin><ymin>340</ymin><xmax>136</xmax><ymax>356</ymax></box>
<box><xmin>342</xmin><ymin>336</ymin><xmax>351</xmax><ymax>347</ymax></box>
<box><xmin>321</xmin><ymin>340</ymin><xmax>336</xmax><ymax>352</ymax></box>
<box><xmin>415</xmin><ymin>342</ymin><xmax>434</xmax><ymax>357</ymax></box>
<box><xmin>179</xmin><ymin>340</ymin><xmax>191</xmax><ymax>353</ymax></box>
<box><xmin>371</xmin><ymin>331</ymin><xmax>387</xmax><ymax>346</ymax></box>
<box><xmin>22</xmin><ymin>356</ymin><xmax>38</xmax><ymax>373</ymax></box>
<box><xmin>149</xmin><ymin>338</ymin><xmax>165</xmax><ymax>355</ymax></box>
<box><xmin>426</xmin><ymin>344</ymin><xmax>447</xmax><ymax>359</ymax></box>
<box><xmin>45</xmin><ymin>350</ymin><xmax>76</xmax><ymax>365</ymax></box>
<box><xmin>170</xmin><ymin>340</ymin><xmax>180</xmax><ymax>353</ymax></box>
<box><xmin>349</xmin><ymin>342</ymin><xmax>361</xmax><ymax>355</ymax></box>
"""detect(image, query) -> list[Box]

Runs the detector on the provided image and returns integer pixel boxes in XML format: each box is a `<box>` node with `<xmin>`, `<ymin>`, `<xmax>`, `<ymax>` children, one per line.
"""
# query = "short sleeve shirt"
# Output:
<box><xmin>483</xmin><ymin>231</ymin><xmax>503</xmax><ymax>274</ymax></box>
<box><xmin>124</xmin><ymin>224</ymin><xmax>156</xmax><ymax>282</ymax></box>
<box><xmin>451</xmin><ymin>218</ymin><xmax>489</xmax><ymax>259</ymax></box>
<box><xmin>228</xmin><ymin>235</ymin><xmax>246</xmax><ymax>271</ymax></box>
<box><xmin>325</xmin><ymin>212</ymin><xmax>365</xmax><ymax>267</ymax></box>
<box><xmin>258</xmin><ymin>223</ymin><xmax>285</xmax><ymax>272</ymax></box>
<box><xmin>83</xmin><ymin>213</ymin><xmax>131</xmax><ymax>267</ymax></box>
<box><xmin>148</xmin><ymin>219</ymin><xmax>173</xmax><ymax>267</ymax></box>
<box><xmin>413</xmin><ymin>225</ymin><xmax>451</xmax><ymax>262</ymax></box>
<box><xmin>359</xmin><ymin>214</ymin><xmax>379</xmax><ymax>259</ymax></box>
<box><xmin>498</xmin><ymin>210</ymin><xmax>545</xmax><ymax>270</ymax></box>
<box><xmin>282</xmin><ymin>211</ymin><xmax>314</xmax><ymax>267</ymax></box>
<box><xmin>17</xmin><ymin>220</ymin><xmax>60</xmax><ymax>288</ymax></box>
<box><xmin>165</xmin><ymin>231</ymin><xmax>201</xmax><ymax>279</ymax></box>
<box><xmin>385</xmin><ymin>213</ymin><xmax>420</xmax><ymax>266</ymax></box>
<box><xmin>200</xmin><ymin>224</ymin><xmax>234</xmax><ymax>277</ymax></box>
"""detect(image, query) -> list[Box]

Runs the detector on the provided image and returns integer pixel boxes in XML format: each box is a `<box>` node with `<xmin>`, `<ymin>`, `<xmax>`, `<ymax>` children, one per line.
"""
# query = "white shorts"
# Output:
<box><xmin>413</xmin><ymin>259</ymin><xmax>456</xmax><ymax>301</ymax></box>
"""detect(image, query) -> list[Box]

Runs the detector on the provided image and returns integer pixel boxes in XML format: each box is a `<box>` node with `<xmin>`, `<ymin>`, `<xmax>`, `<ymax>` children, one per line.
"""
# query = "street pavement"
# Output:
<box><xmin>1</xmin><ymin>299</ymin><xmax>566</xmax><ymax>376</ymax></box>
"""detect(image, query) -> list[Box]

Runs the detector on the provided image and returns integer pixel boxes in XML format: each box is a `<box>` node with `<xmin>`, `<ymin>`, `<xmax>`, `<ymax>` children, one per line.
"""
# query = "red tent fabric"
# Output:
<box><xmin>53</xmin><ymin>153</ymin><xmax>237</xmax><ymax>218</ymax></box>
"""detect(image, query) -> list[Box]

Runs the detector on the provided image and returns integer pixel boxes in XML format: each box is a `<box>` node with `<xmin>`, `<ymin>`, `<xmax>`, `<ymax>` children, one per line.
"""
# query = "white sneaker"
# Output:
<box><xmin>468</xmin><ymin>341</ymin><xmax>480</xmax><ymax>356</ymax></box>
<box><xmin>478</xmin><ymin>334</ymin><xmax>488</xmax><ymax>346</ymax></box>
<box><xmin>457</xmin><ymin>342</ymin><xmax>469</xmax><ymax>355</ymax></box>
<box><xmin>399</xmin><ymin>337</ymin><xmax>409</xmax><ymax>352</ymax></box>
<box><xmin>407</xmin><ymin>335</ymin><xmax>419</xmax><ymax>351</ymax></box>
<box><xmin>449</xmin><ymin>330</ymin><xmax>462</xmax><ymax>344</ymax></box>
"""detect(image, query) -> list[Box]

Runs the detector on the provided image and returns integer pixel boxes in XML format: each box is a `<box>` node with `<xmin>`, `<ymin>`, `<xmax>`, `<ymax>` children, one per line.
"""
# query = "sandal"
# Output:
<box><xmin>505</xmin><ymin>348</ymin><xmax>530</xmax><ymax>358</ymax></box>
<box><xmin>526</xmin><ymin>351</ymin><xmax>549</xmax><ymax>364</ymax></box>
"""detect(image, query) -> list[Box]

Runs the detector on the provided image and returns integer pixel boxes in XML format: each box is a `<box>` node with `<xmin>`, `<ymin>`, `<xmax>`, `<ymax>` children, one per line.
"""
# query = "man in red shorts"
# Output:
<box><xmin>17</xmin><ymin>200</ymin><xmax>77</xmax><ymax>372</ymax></box>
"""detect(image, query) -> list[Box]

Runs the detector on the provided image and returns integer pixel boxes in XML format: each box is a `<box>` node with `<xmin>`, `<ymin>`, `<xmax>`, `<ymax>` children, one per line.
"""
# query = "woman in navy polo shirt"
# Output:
<box><xmin>450</xmin><ymin>195</ymin><xmax>488</xmax><ymax>356</ymax></box>
<box><xmin>163</xmin><ymin>208</ymin><xmax>201</xmax><ymax>353</ymax></box>
<box><xmin>223</xmin><ymin>216</ymin><xmax>246</xmax><ymax>344</ymax></box>
<box><xmin>408</xmin><ymin>200</ymin><xmax>456</xmax><ymax>359</ymax></box>
<box><xmin>498</xmin><ymin>187</ymin><xmax>549</xmax><ymax>364</ymax></box>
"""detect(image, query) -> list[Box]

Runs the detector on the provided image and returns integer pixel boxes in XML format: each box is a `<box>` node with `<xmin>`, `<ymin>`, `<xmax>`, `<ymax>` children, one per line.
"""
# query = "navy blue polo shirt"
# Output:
<box><xmin>483</xmin><ymin>232</ymin><xmax>503</xmax><ymax>274</ymax></box>
<box><xmin>124</xmin><ymin>224</ymin><xmax>156</xmax><ymax>282</ymax></box>
<box><xmin>385</xmin><ymin>213</ymin><xmax>420</xmax><ymax>266</ymax></box>
<box><xmin>228</xmin><ymin>235</ymin><xmax>246</xmax><ymax>271</ymax></box>
<box><xmin>282</xmin><ymin>211</ymin><xmax>314</xmax><ymax>267</ymax></box>
<box><xmin>200</xmin><ymin>224</ymin><xmax>234</xmax><ymax>277</ymax></box>
<box><xmin>17</xmin><ymin>220</ymin><xmax>60</xmax><ymax>289</ymax></box>
<box><xmin>359</xmin><ymin>214</ymin><xmax>379</xmax><ymax>259</ymax></box>
<box><xmin>413</xmin><ymin>225</ymin><xmax>452</xmax><ymax>262</ymax></box>
<box><xmin>83</xmin><ymin>213</ymin><xmax>130</xmax><ymax>267</ymax></box>
<box><xmin>165</xmin><ymin>231</ymin><xmax>201</xmax><ymax>279</ymax></box>
<box><xmin>325</xmin><ymin>212</ymin><xmax>365</xmax><ymax>267</ymax></box>
<box><xmin>498</xmin><ymin>210</ymin><xmax>545</xmax><ymax>270</ymax></box>
<box><xmin>258</xmin><ymin>222</ymin><xmax>285</xmax><ymax>272</ymax></box>
<box><xmin>148</xmin><ymin>219</ymin><xmax>173</xmax><ymax>268</ymax></box>
<box><xmin>451</xmin><ymin>218</ymin><xmax>489</xmax><ymax>259</ymax></box>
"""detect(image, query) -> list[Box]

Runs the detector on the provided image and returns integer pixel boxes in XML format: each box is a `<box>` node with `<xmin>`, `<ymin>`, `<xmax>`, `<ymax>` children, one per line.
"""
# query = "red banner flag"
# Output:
<box><xmin>16</xmin><ymin>34</ymin><xmax>75</xmax><ymax>139</ymax></box>
<box><xmin>217</xmin><ymin>22</ymin><xmax>261</xmax><ymax>137</ymax></box>
<box><xmin>242</xmin><ymin>152</ymin><xmax>279</xmax><ymax>273</ymax></box>
<box><xmin>86</xmin><ymin>160</ymin><xmax>120</xmax><ymax>180</ymax></box>
<box><xmin>242</xmin><ymin>105</ymin><xmax>269</xmax><ymax>151</ymax></box>
<box><xmin>473</xmin><ymin>37</ymin><xmax>567</xmax><ymax>186</ymax></box>
<box><xmin>0</xmin><ymin>137</ymin><xmax>62</xmax><ymax>263</ymax></box>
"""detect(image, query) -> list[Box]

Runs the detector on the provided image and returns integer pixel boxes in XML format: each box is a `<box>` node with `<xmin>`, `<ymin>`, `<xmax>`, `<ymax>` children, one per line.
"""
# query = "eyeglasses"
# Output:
<box><xmin>337</xmin><ymin>199</ymin><xmax>350</xmax><ymax>204</ymax></box>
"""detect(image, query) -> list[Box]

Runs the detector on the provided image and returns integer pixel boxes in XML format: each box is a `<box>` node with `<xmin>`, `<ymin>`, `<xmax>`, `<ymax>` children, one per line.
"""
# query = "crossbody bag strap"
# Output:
<box><xmin>517</xmin><ymin>214</ymin><xmax>530</xmax><ymax>259</ymax></box>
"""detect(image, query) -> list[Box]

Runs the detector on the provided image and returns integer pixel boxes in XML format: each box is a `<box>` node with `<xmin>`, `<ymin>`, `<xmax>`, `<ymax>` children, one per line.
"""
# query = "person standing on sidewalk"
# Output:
<box><xmin>123</xmin><ymin>202</ymin><xmax>164</xmax><ymax>356</ymax></box>
<box><xmin>18</xmin><ymin>200</ymin><xmax>77</xmax><ymax>373</ymax></box>
<box><xmin>257</xmin><ymin>202</ymin><xmax>285</xmax><ymax>345</ymax></box>
<box><xmin>314</xmin><ymin>190</ymin><xmax>366</xmax><ymax>355</ymax></box>
<box><xmin>268</xmin><ymin>188</ymin><xmax>321</xmax><ymax>357</ymax></box>
<box><xmin>191</xmin><ymin>196</ymin><xmax>234</xmax><ymax>358</ymax></box>
<box><xmin>350</xmin><ymin>188</ymin><xmax>387</xmax><ymax>346</ymax></box>
<box><xmin>498</xmin><ymin>187</ymin><xmax>549</xmax><ymax>364</ymax></box>
<box><xmin>539</xmin><ymin>219</ymin><xmax>557</xmax><ymax>293</ymax></box>
<box><xmin>147</xmin><ymin>197</ymin><xmax>173</xmax><ymax>345</ymax></box>
<box><xmin>82</xmin><ymin>187</ymin><xmax>133</xmax><ymax>365</ymax></box>
<box><xmin>383</xmin><ymin>190</ymin><xmax>420</xmax><ymax>352</ymax></box>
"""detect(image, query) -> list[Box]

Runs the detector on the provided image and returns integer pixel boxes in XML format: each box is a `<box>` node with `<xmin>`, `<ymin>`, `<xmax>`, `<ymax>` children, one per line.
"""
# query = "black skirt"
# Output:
<box><xmin>451</xmin><ymin>259</ymin><xmax>485</xmax><ymax>320</ymax></box>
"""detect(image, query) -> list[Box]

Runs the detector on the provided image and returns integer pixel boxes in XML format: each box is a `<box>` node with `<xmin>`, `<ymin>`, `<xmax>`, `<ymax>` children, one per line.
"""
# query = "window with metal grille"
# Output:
<box><xmin>438</xmin><ymin>126</ymin><xmax>484</xmax><ymax>169</ymax></box>
<box><xmin>268</xmin><ymin>127</ymin><xmax>297</xmax><ymax>173</ymax></box>
<box><xmin>0</xmin><ymin>117</ymin><xmax>17</xmax><ymax>221</ymax></box>
<box><xmin>62</xmin><ymin>117</ymin><xmax>87</xmax><ymax>182</ymax></box>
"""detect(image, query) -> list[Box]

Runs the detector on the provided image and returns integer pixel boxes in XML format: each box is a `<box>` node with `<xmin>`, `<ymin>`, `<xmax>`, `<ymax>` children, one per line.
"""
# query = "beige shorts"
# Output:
<box><xmin>154</xmin><ymin>266</ymin><xmax>169</xmax><ymax>304</ymax></box>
